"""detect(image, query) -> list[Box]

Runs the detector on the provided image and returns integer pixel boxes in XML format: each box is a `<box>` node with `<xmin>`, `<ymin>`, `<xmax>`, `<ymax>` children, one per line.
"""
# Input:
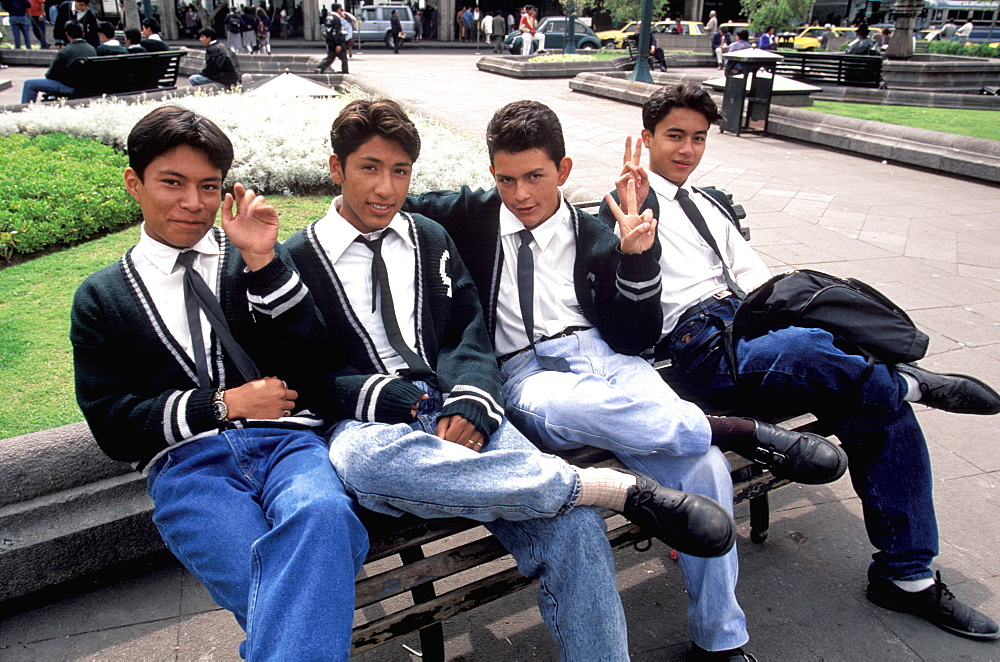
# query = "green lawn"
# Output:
<box><xmin>0</xmin><ymin>195</ymin><xmax>330</xmax><ymax>440</ymax></box>
<box><xmin>809</xmin><ymin>101</ymin><xmax>1000</xmax><ymax>141</ymax></box>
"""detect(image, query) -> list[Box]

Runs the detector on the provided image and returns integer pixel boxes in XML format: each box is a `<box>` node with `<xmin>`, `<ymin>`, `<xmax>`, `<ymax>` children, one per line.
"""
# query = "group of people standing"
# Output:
<box><xmin>224</xmin><ymin>5</ymin><xmax>272</xmax><ymax>54</ymax></box>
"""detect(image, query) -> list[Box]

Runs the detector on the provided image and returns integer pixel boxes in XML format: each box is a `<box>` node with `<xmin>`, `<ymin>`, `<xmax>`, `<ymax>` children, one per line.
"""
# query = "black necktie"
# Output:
<box><xmin>355</xmin><ymin>234</ymin><xmax>434</xmax><ymax>379</ymax></box>
<box><xmin>675</xmin><ymin>188</ymin><xmax>746</xmax><ymax>299</ymax></box>
<box><xmin>175</xmin><ymin>250</ymin><xmax>261</xmax><ymax>387</ymax></box>
<box><xmin>516</xmin><ymin>230</ymin><xmax>570</xmax><ymax>372</ymax></box>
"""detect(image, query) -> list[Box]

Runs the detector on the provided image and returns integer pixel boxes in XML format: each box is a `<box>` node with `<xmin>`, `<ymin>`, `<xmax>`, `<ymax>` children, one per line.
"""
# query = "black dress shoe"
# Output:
<box><xmin>621</xmin><ymin>476</ymin><xmax>736</xmax><ymax>558</ymax></box>
<box><xmin>867</xmin><ymin>571</ymin><xmax>1000</xmax><ymax>641</ymax></box>
<box><xmin>688</xmin><ymin>643</ymin><xmax>757</xmax><ymax>661</ymax></box>
<box><xmin>742</xmin><ymin>421</ymin><xmax>848</xmax><ymax>485</ymax></box>
<box><xmin>895</xmin><ymin>363</ymin><xmax>1000</xmax><ymax>415</ymax></box>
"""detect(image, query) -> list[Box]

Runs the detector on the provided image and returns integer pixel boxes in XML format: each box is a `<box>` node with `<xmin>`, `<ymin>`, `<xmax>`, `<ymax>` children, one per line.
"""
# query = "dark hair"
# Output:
<box><xmin>331</xmin><ymin>2</ymin><xmax>341</xmax><ymax>10</ymax></box>
<box><xmin>198</xmin><ymin>26</ymin><xmax>216</xmax><ymax>39</ymax></box>
<box><xmin>737</xmin><ymin>28</ymin><xmax>749</xmax><ymax>40</ymax></box>
<box><xmin>127</xmin><ymin>105</ymin><xmax>234</xmax><ymax>181</ymax></box>
<box><xmin>391</xmin><ymin>9</ymin><xmax>397</xmax><ymax>15</ymax></box>
<box><xmin>766</xmin><ymin>25</ymin><xmax>775</xmax><ymax>32</ymax></box>
<box><xmin>97</xmin><ymin>20</ymin><xmax>115</xmax><ymax>39</ymax></box>
<box><xmin>64</xmin><ymin>20</ymin><xmax>84</xmax><ymax>40</ymax></box>
<box><xmin>486</xmin><ymin>100</ymin><xmax>565</xmax><ymax>166</ymax></box>
<box><xmin>142</xmin><ymin>17</ymin><xmax>160</xmax><ymax>32</ymax></box>
<box><xmin>642</xmin><ymin>83</ymin><xmax>721</xmax><ymax>132</ymax></box>
<box><xmin>124</xmin><ymin>26</ymin><xmax>142</xmax><ymax>44</ymax></box>
<box><xmin>75</xmin><ymin>0</ymin><xmax>91</xmax><ymax>4</ymax></box>
<box><xmin>857</xmin><ymin>25</ymin><xmax>870</xmax><ymax>37</ymax></box>
<box><xmin>330</xmin><ymin>98</ymin><xmax>421</xmax><ymax>163</ymax></box>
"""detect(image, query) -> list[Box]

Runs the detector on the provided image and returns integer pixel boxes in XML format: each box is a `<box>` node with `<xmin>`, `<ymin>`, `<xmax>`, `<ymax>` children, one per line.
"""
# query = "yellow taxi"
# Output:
<box><xmin>792</xmin><ymin>26</ymin><xmax>856</xmax><ymax>50</ymax></box>
<box><xmin>596</xmin><ymin>21</ymin><xmax>641</xmax><ymax>48</ymax></box>
<box><xmin>651</xmin><ymin>20</ymin><xmax>706</xmax><ymax>35</ymax></box>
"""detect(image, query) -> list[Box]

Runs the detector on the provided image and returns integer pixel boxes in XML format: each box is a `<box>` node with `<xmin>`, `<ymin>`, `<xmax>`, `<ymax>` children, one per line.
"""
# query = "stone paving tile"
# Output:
<box><xmin>908</xmin><ymin>276</ymin><xmax>1000</xmax><ymax>306</ymax></box>
<box><xmin>0</xmin><ymin>619</ymin><xmax>182</xmax><ymax>661</ymax></box>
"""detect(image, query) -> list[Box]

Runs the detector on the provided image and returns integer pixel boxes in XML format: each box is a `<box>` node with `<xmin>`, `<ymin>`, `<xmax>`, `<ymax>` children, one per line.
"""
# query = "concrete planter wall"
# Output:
<box><xmin>883</xmin><ymin>54</ymin><xmax>1000</xmax><ymax>93</ymax></box>
<box><xmin>476</xmin><ymin>54</ymin><xmax>632</xmax><ymax>78</ymax></box>
<box><xmin>0</xmin><ymin>423</ymin><xmax>164</xmax><ymax>604</ymax></box>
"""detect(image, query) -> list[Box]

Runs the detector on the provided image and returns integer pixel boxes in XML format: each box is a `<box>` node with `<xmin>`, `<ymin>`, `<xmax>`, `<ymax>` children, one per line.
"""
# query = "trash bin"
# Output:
<box><xmin>720</xmin><ymin>49</ymin><xmax>784</xmax><ymax>136</ymax></box>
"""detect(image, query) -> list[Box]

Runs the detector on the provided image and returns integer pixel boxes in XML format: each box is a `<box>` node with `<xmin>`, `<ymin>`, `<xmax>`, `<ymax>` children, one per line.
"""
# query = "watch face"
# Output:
<box><xmin>213</xmin><ymin>400</ymin><xmax>228</xmax><ymax>421</ymax></box>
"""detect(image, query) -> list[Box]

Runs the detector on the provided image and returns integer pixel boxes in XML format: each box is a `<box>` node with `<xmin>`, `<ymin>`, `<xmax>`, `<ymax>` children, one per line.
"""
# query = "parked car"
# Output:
<box><xmin>504</xmin><ymin>17</ymin><xmax>602</xmax><ymax>53</ymax></box>
<box><xmin>792</xmin><ymin>26</ymin><xmax>856</xmax><ymax>50</ymax></box>
<box><xmin>357</xmin><ymin>3</ymin><xmax>416</xmax><ymax>47</ymax></box>
<box><xmin>595</xmin><ymin>20</ymin><xmax>640</xmax><ymax>48</ymax></box>
<box><xmin>651</xmin><ymin>20</ymin><xmax>706</xmax><ymax>35</ymax></box>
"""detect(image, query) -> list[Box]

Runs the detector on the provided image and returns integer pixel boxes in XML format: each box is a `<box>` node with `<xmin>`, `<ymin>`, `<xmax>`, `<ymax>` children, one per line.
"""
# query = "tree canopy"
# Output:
<box><xmin>739</xmin><ymin>0</ymin><xmax>811</xmax><ymax>32</ymax></box>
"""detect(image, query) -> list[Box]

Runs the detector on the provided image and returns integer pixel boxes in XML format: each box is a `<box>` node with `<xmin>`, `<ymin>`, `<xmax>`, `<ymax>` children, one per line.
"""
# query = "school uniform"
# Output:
<box><xmin>404</xmin><ymin>186</ymin><xmax>749</xmax><ymax>652</ymax></box>
<box><xmin>71</xmin><ymin>226</ymin><xmax>367</xmax><ymax>659</ymax></box>
<box><xmin>284</xmin><ymin>200</ymin><xmax>630</xmax><ymax>660</ymax></box>
<box><xmin>599</xmin><ymin>171</ymin><xmax>941</xmax><ymax>586</ymax></box>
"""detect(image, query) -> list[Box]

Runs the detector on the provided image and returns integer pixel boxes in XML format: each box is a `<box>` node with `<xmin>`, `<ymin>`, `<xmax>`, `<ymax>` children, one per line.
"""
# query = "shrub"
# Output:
<box><xmin>928</xmin><ymin>40</ymin><xmax>1000</xmax><ymax>57</ymax></box>
<box><xmin>0</xmin><ymin>133</ymin><xmax>140</xmax><ymax>257</ymax></box>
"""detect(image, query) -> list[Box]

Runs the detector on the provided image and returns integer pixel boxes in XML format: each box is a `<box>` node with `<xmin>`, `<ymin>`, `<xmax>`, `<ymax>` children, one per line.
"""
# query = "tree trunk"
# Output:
<box><xmin>159</xmin><ymin>0</ymin><xmax>178</xmax><ymax>39</ymax></box>
<box><xmin>123</xmin><ymin>0</ymin><xmax>141</xmax><ymax>29</ymax></box>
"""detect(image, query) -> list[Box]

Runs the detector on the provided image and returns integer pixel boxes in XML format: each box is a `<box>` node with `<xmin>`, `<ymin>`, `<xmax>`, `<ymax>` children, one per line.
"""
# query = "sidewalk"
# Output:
<box><xmin>2</xmin><ymin>52</ymin><xmax>1000</xmax><ymax>661</ymax></box>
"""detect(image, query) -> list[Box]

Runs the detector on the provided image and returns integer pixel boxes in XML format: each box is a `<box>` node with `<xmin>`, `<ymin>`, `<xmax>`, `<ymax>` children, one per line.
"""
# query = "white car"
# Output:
<box><xmin>357</xmin><ymin>4</ymin><xmax>416</xmax><ymax>46</ymax></box>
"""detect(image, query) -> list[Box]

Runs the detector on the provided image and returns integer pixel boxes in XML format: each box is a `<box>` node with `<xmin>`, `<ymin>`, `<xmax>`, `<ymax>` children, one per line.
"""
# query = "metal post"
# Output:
<box><xmin>564</xmin><ymin>0</ymin><xmax>577</xmax><ymax>53</ymax></box>
<box><xmin>629</xmin><ymin>0</ymin><xmax>654</xmax><ymax>83</ymax></box>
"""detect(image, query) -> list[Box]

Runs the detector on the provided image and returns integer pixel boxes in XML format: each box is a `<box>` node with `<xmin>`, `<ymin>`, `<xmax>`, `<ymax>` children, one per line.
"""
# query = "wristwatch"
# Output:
<box><xmin>212</xmin><ymin>387</ymin><xmax>229</xmax><ymax>422</ymax></box>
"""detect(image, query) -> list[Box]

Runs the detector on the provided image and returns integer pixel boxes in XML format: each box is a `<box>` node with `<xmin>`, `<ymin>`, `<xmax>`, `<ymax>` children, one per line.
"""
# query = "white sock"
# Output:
<box><xmin>892</xmin><ymin>577</ymin><xmax>935</xmax><ymax>592</ymax></box>
<box><xmin>901</xmin><ymin>373</ymin><xmax>923</xmax><ymax>402</ymax></box>
<box><xmin>575</xmin><ymin>468</ymin><xmax>638</xmax><ymax>511</ymax></box>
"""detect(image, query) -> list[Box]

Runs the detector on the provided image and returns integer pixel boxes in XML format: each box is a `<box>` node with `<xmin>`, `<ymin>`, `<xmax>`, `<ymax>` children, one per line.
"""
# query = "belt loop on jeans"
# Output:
<box><xmin>675</xmin><ymin>289</ymin><xmax>734</xmax><ymax>331</ymax></box>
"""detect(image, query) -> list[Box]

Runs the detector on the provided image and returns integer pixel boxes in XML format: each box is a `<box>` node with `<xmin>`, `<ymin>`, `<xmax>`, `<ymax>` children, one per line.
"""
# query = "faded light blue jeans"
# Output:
<box><xmin>500</xmin><ymin>328</ymin><xmax>749</xmax><ymax>652</ymax></box>
<box><xmin>147</xmin><ymin>427</ymin><xmax>368</xmax><ymax>661</ymax></box>
<box><xmin>666</xmin><ymin>295</ymin><xmax>938</xmax><ymax>582</ymax></box>
<box><xmin>328</xmin><ymin>384</ymin><xmax>629</xmax><ymax>661</ymax></box>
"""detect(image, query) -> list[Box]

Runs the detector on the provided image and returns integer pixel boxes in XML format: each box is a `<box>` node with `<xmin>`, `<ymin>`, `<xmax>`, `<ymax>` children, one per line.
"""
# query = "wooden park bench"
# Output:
<box><xmin>40</xmin><ymin>50</ymin><xmax>185</xmax><ymax>101</ymax></box>
<box><xmin>625</xmin><ymin>38</ymin><xmax>661</xmax><ymax>71</ymax></box>
<box><xmin>774</xmin><ymin>51</ymin><xmax>883</xmax><ymax>88</ymax></box>
<box><xmin>348</xmin><ymin>196</ymin><xmax>828</xmax><ymax>658</ymax></box>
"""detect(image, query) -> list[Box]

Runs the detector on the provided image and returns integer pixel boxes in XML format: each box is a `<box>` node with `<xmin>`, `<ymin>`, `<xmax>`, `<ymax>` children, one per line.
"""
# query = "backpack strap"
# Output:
<box><xmin>694</xmin><ymin>186</ymin><xmax>750</xmax><ymax>241</ymax></box>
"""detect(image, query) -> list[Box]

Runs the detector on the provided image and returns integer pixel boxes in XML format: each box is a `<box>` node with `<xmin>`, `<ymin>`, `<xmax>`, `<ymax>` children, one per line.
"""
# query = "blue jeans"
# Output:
<box><xmin>20</xmin><ymin>77</ymin><xmax>74</xmax><ymax>103</ymax></box>
<box><xmin>147</xmin><ymin>427</ymin><xmax>369</xmax><ymax>661</ymax></box>
<box><xmin>501</xmin><ymin>328</ymin><xmax>748</xmax><ymax>652</ymax></box>
<box><xmin>188</xmin><ymin>74</ymin><xmax>213</xmax><ymax>85</ymax></box>
<box><xmin>665</xmin><ymin>296</ymin><xmax>937</xmax><ymax>582</ymax></box>
<box><xmin>329</xmin><ymin>386</ymin><xmax>629</xmax><ymax>661</ymax></box>
<box><xmin>30</xmin><ymin>15</ymin><xmax>49</xmax><ymax>48</ymax></box>
<box><xmin>10</xmin><ymin>15</ymin><xmax>31</xmax><ymax>48</ymax></box>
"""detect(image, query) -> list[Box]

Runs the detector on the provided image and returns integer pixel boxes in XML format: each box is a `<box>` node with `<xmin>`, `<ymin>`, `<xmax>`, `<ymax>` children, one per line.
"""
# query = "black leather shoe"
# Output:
<box><xmin>742</xmin><ymin>421</ymin><xmax>848</xmax><ymax>485</ymax></box>
<box><xmin>688</xmin><ymin>643</ymin><xmax>757</xmax><ymax>661</ymax></box>
<box><xmin>895</xmin><ymin>363</ymin><xmax>1000</xmax><ymax>415</ymax></box>
<box><xmin>867</xmin><ymin>571</ymin><xmax>1000</xmax><ymax>641</ymax></box>
<box><xmin>621</xmin><ymin>476</ymin><xmax>736</xmax><ymax>558</ymax></box>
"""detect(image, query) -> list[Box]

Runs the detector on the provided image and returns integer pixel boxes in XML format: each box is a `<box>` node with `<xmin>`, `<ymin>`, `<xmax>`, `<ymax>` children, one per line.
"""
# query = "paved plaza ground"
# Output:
<box><xmin>2</xmin><ymin>48</ymin><xmax>1000</xmax><ymax>661</ymax></box>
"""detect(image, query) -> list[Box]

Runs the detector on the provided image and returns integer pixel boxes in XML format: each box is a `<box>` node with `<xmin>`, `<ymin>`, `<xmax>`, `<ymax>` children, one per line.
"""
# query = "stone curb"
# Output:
<box><xmin>568</xmin><ymin>72</ymin><xmax>1000</xmax><ymax>184</ymax></box>
<box><xmin>0</xmin><ymin>423</ymin><xmax>163</xmax><ymax>604</ymax></box>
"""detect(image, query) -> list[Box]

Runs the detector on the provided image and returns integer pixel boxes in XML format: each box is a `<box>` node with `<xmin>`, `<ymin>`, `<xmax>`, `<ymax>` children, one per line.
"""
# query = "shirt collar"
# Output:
<box><xmin>498</xmin><ymin>189</ymin><xmax>570</xmax><ymax>252</ymax></box>
<box><xmin>647</xmin><ymin>170</ymin><xmax>689</xmax><ymax>201</ymax></box>
<box><xmin>136</xmin><ymin>223</ymin><xmax>221</xmax><ymax>276</ymax></box>
<box><xmin>314</xmin><ymin>196</ymin><xmax>415</xmax><ymax>263</ymax></box>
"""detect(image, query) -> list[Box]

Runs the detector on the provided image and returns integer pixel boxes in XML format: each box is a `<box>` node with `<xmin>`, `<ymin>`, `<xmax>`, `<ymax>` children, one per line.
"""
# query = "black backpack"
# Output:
<box><xmin>226</xmin><ymin>13</ymin><xmax>243</xmax><ymax>33</ymax></box>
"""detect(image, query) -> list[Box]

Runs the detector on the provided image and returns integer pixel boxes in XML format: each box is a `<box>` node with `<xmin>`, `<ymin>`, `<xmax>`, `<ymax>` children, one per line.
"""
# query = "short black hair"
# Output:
<box><xmin>198</xmin><ymin>27</ymin><xmax>216</xmax><ymax>39</ymax></box>
<box><xmin>486</xmin><ymin>100</ymin><xmax>566</xmax><ymax>166</ymax></box>
<box><xmin>142</xmin><ymin>17</ymin><xmax>161</xmax><ymax>33</ymax></box>
<box><xmin>64</xmin><ymin>20</ymin><xmax>84</xmax><ymax>40</ymax></box>
<box><xmin>642</xmin><ymin>83</ymin><xmax>721</xmax><ymax>133</ymax></box>
<box><xmin>857</xmin><ymin>25</ymin><xmax>870</xmax><ymax>37</ymax></box>
<box><xmin>124</xmin><ymin>26</ymin><xmax>142</xmax><ymax>44</ymax></box>
<box><xmin>330</xmin><ymin>98</ymin><xmax>421</xmax><ymax>164</ymax></box>
<box><xmin>331</xmin><ymin>2</ymin><xmax>342</xmax><ymax>10</ymax></box>
<box><xmin>97</xmin><ymin>20</ymin><xmax>115</xmax><ymax>39</ymax></box>
<box><xmin>127</xmin><ymin>105</ymin><xmax>234</xmax><ymax>181</ymax></box>
<box><xmin>737</xmin><ymin>28</ymin><xmax>750</xmax><ymax>40</ymax></box>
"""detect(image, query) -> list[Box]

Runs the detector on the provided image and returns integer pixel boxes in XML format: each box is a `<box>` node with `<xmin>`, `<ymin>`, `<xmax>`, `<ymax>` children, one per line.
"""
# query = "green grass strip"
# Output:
<box><xmin>810</xmin><ymin>101</ymin><xmax>1000</xmax><ymax>141</ymax></box>
<box><xmin>0</xmin><ymin>196</ymin><xmax>330</xmax><ymax>440</ymax></box>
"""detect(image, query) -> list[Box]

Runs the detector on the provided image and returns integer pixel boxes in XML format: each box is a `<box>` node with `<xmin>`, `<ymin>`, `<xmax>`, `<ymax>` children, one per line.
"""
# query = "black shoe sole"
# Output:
<box><xmin>867</xmin><ymin>583</ymin><xmax>1000</xmax><ymax>641</ymax></box>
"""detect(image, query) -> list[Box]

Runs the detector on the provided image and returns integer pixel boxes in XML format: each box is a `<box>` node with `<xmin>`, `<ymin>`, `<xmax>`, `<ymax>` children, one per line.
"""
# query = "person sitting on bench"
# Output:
<box><xmin>20</xmin><ymin>20</ymin><xmax>95</xmax><ymax>103</ymax></box>
<box><xmin>600</xmin><ymin>82</ymin><xmax>1000</xmax><ymax>644</ymax></box>
<box><xmin>402</xmin><ymin>99</ymin><xmax>847</xmax><ymax>662</ymax></box>
<box><xmin>284</xmin><ymin>97</ymin><xmax>739</xmax><ymax>660</ymax></box>
<box><xmin>189</xmin><ymin>27</ymin><xmax>240</xmax><ymax>88</ymax></box>
<box><xmin>70</xmin><ymin>105</ymin><xmax>368</xmax><ymax>659</ymax></box>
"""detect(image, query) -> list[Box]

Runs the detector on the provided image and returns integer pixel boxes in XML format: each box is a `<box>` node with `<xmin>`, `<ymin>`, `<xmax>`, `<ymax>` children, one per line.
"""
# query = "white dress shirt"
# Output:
<box><xmin>312</xmin><ymin>197</ymin><xmax>418</xmax><ymax>374</ymax></box>
<box><xmin>131</xmin><ymin>224</ymin><xmax>221</xmax><ymax>372</ymax></box>
<box><xmin>645</xmin><ymin>171</ymin><xmax>771</xmax><ymax>338</ymax></box>
<box><xmin>494</xmin><ymin>195</ymin><xmax>592</xmax><ymax>356</ymax></box>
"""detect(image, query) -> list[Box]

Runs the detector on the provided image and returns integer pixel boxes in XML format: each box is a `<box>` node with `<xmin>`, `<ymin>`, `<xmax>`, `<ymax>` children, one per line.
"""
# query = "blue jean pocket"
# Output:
<box><xmin>668</xmin><ymin>314</ymin><xmax>725</xmax><ymax>378</ymax></box>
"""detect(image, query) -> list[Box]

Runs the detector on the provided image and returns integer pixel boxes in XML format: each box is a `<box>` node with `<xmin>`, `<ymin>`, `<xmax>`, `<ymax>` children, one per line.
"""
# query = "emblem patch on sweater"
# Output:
<box><xmin>439</xmin><ymin>250</ymin><xmax>452</xmax><ymax>298</ymax></box>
